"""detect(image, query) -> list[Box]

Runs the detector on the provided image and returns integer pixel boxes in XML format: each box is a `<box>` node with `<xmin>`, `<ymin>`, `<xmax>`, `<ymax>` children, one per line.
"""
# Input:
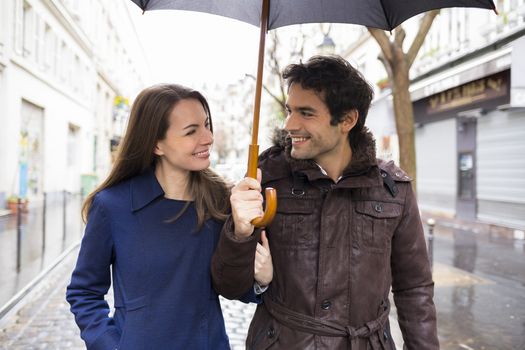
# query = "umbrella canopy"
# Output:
<box><xmin>130</xmin><ymin>0</ymin><xmax>496</xmax><ymax>227</ymax></box>
<box><xmin>131</xmin><ymin>0</ymin><xmax>496</xmax><ymax>31</ymax></box>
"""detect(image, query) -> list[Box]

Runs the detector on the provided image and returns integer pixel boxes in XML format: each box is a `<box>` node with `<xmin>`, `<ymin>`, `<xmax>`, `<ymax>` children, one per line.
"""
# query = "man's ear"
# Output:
<box><xmin>341</xmin><ymin>110</ymin><xmax>359</xmax><ymax>133</ymax></box>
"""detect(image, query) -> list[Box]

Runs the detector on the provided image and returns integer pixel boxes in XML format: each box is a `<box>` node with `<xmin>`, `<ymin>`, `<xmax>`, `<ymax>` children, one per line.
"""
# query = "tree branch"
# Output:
<box><xmin>245</xmin><ymin>73</ymin><xmax>285</xmax><ymax>110</ymax></box>
<box><xmin>368</xmin><ymin>28</ymin><xmax>394</xmax><ymax>62</ymax></box>
<box><xmin>407</xmin><ymin>10</ymin><xmax>440</xmax><ymax>68</ymax></box>
<box><xmin>377</xmin><ymin>53</ymin><xmax>393</xmax><ymax>79</ymax></box>
<box><xmin>394</xmin><ymin>26</ymin><xmax>406</xmax><ymax>48</ymax></box>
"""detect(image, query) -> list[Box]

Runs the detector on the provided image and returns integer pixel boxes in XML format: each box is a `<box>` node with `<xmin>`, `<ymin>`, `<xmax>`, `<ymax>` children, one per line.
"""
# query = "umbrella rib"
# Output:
<box><xmin>139</xmin><ymin>0</ymin><xmax>150</xmax><ymax>11</ymax></box>
<box><xmin>378</xmin><ymin>0</ymin><xmax>393</xmax><ymax>31</ymax></box>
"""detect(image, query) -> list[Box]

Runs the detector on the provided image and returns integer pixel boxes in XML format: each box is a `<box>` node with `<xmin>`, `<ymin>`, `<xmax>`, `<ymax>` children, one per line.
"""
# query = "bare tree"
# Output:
<box><xmin>247</xmin><ymin>29</ymin><xmax>308</xmax><ymax>122</ymax></box>
<box><xmin>368</xmin><ymin>10</ymin><xmax>440</xmax><ymax>190</ymax></box>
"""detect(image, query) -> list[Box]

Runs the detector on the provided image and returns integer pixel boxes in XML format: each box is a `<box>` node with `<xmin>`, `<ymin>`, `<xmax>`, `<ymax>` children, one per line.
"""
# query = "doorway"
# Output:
<box><xmin>456</xmin><ymin>116</ymin><xmax>477</xmax><ymax>219</ymax></box>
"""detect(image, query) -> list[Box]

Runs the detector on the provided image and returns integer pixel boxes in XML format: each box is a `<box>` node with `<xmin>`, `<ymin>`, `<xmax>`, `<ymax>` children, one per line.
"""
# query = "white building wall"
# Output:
<box><xmin>0</xmin><ymin>0</ymin><xmax>149</xmax><ymax>207</ymax></box>
<box><xmin>5</xmin><ymin>62</ymin><xmax>94</xmax><ymax>194</ymax></box>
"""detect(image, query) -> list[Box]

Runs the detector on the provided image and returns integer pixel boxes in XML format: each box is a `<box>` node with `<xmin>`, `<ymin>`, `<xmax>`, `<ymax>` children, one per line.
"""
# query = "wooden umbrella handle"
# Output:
<box><xmin>252</xmin><ymin>187</ymin><xmax>277</xmax><ymax>227</ymax></box>
<box><xmin>247</xmin><ymin>144</ymin><xmax>277</xmax><ymax>228</ymax></box>
<box><xmin>246</xmin><ymin>0</ymin><xmax>276</xmax><ymax>228</ymax></box>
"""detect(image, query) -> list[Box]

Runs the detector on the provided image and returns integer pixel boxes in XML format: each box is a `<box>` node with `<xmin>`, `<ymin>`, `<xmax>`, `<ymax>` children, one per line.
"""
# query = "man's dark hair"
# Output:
<box><xmin>282</xmin><ymin>55</ymin><xmax>374</xmax><ymax>136</ymax></box>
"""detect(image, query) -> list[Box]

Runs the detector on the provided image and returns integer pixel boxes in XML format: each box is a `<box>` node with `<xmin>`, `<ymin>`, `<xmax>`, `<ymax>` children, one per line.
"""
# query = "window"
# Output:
<box><xmin>22</xmin><ymin>0</ymin><xmax>34</xmax><ymax>57</ymax></box>
<box><xmin>14</xmin><ymin>0</ymin><xmax>23</xmax><ymax>54</ymax></box>
<box><xmin>44</xmin><ymin>24</ymin><xmax>55</xmax><ymax>73</ymax></box>
<box><xmin>67</xmin><ymin>123</ymin><xmax>80</xmax><ymax>167</ymax></box>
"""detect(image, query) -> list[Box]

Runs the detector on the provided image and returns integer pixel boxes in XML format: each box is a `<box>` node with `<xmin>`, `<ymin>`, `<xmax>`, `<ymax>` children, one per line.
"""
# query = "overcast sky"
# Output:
<box><xmin>126</xmin><ymin>2</ymin><xmax>261</xmax><ymax>88</ymax></box>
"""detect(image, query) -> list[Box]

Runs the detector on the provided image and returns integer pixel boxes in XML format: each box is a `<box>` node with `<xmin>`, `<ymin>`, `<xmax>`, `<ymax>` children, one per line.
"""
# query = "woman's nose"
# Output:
<box><xmin>202</xmin><ymin>129</ymin><xmax>214</xmax><ymax>145</ymax></box>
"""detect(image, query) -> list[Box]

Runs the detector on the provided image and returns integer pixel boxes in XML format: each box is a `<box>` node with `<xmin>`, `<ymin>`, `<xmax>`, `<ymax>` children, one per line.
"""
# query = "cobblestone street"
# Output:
<box><xmin>2</xmin><ymin>220</ymin><xmax>524</xmax><ymax>349</ymax></box>
<box><xmin>0</xmin><ymin>247</ymin><xmax>256</xmax><ymax>350</ymax></box>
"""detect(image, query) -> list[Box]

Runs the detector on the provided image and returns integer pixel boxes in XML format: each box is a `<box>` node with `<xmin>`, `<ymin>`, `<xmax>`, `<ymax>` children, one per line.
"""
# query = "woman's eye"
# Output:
<box><xmin>186</xmin><ymin>129</ymin><xmax>196</xmax><ymax>136</ymax></box>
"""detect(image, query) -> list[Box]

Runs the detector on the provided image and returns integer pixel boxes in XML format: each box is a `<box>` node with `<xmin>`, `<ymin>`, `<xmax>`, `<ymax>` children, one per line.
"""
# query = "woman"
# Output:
<box><xmin>66</xmin><ymin>84</ymin><xmax>273</xmax><ymax>350</ymax></box>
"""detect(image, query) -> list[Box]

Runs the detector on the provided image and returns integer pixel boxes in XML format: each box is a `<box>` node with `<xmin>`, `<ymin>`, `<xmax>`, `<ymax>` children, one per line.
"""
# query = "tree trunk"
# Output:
<box><xmin>391</xmin><ymin>44</ymin><xmax>417</xmax><ymax>191</ymax></box>
<box><xmin>368</xmin><ymin>11</ymin><xmax>440</xmax><ymax>194</ymax></box>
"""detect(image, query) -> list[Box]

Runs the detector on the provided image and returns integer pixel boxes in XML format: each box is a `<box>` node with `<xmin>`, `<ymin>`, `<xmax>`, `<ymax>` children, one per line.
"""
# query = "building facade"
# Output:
<box><xmin>0</xmin><ymin>0</ymin><xmax>148</xmax><ymax>209</ymax></box>
<box><xmin>341</xmin><ymin>1</ymin><xmax>525</xmax><ymax>229</ymax></box>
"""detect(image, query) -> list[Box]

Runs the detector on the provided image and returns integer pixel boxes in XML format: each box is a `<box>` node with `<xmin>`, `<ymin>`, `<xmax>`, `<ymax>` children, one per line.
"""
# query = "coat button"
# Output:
<box><xmin>381</xmin><ymin>172</ymin><xmax>387</xmax><ymax>178</ymax></box>
<box><xmin>321</xmin><ymin>300</ymin><xmax>332</xmax><ymax>310</ymax></box>
<box><xmin>267</xmin><ymin>326</ymin><xmax>275</xmax><ymax>338</ymax></box>
<box><xmin>374</xmin><ymin>203</ymin><xmax>383</xmax><ymax>213</ymax></box>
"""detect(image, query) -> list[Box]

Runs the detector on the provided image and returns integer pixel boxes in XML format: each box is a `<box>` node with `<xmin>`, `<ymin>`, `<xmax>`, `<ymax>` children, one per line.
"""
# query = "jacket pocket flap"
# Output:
<box><xmin>276</xmin><ymin>197</ymin><xmax>314</xmax><ymax>214</ymax></box>
<box><xmin>355</xmin><ymin>201</ymin><xmax>401</xmax><ymax>218</ymax></box>
<box><xmin>124</xmin><ymin>295</ymin><xmax>148</xmax><ymax>311</ymax></box>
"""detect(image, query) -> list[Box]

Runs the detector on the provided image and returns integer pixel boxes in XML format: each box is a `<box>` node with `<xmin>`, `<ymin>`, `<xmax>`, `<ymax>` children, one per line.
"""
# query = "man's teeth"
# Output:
<box><xmin>292</xmin><ymin>137</ymin><xmax>308</xmax><ymax>142</ymax></box>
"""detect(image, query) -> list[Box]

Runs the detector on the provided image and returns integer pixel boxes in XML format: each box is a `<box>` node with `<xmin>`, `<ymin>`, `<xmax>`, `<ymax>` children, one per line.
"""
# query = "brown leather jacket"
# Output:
<box><xmin>211</xmin><ymin>129</ymin><xmax>439</xmax><ymax>350</ymax></box>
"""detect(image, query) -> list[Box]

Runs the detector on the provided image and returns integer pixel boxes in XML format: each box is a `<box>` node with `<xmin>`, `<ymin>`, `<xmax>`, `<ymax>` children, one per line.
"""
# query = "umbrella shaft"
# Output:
<box><xmin>251</xmin><ymin>0</ymin><xmax>269</xmax><ymax>147</ymax></box>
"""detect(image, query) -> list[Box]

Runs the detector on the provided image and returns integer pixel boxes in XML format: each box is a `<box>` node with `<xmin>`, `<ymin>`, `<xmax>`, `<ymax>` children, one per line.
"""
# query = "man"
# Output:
<box><xmin>211</xmin><ymin>55</ymin><xmax>438</xmax><ymax>350</ymax></box>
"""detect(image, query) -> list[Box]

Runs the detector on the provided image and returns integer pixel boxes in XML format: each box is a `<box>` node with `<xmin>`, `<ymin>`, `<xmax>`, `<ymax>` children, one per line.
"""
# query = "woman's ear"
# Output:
<box><xmin>153</xmin><ymin>143</ymin><xmax>164</xmax><ymax>156</ymax></box>
<box><xmin>341</xmin><ymin>110</ymin><xmax>359</xmax><ymax>133</ymax></box>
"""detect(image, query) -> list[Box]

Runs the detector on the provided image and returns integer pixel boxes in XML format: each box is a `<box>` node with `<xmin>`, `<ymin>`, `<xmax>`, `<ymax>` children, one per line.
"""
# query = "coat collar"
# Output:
<box><xmin>266</xmin><ymin>127</ymin><xmax>381</xmax><ymax>188</ymax></box>
<box><xmin>130</xmin><ymin>167</ymin><xmax>165</xmax><ymax>212</ymax></box>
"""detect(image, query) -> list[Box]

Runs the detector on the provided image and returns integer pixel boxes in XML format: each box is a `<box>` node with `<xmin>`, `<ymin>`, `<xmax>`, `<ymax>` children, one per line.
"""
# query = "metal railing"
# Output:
<box><xmin>426</xmin><ymin>218</ymin><xmax>436</xmax><ymax>271</ymax></box>
<box><xmin>10</xmin><ymin>190</ymin><xmax>84</xmax><ymax>272</ymax></box>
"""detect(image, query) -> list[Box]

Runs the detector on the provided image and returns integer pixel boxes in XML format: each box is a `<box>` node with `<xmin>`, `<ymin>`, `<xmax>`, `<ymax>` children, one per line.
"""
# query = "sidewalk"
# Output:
<box><xmin>0</xmin><ymin>247</ymin><xmax>404</xmax><ymax>349</ymax></box>
<box><xmin>420</xmin><ymin>210</ymin><xmax>525</xmax><ymax>241</ymax></box>
<box><xmin>4</xmin><ymin>213</ymin><xmax>523</xmax><ymax>350</ymax></box>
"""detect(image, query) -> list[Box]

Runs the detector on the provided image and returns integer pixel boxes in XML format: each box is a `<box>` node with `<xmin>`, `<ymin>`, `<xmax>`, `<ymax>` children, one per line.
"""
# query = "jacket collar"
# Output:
<box><xmin>130</xmin><ymin>167</ymin><xmax>165</xmax><ymax>212</ymax></box>
<box><xmin>268</xmin><ymin>127</ymin><xmax>381</xmax><ymax>188</ymax></box>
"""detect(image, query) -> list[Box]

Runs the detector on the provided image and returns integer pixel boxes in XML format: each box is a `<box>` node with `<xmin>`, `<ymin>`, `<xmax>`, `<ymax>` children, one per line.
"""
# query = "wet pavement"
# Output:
<box><xmin>0</xmin><ymin>214</ymin><xmax>524</xmax><ymax>349</ymax></box>
<box><xmin>0</xmin><ymin>192</ymin><xmax>82</xmax><ymax>311</ymax></box>
<box><xmin>431</xmin><ymin>225</ymin><xmax>525</xmax><ymax>349</ymax></box>
<box><xmin>0</xmin><ymin>244</ymin><xmax>402</xmax><ymax>350</ymax></box>
<box><xmin>0</xmin><ymin>245</ymin><xmax>257</xmax><ymax>350</ymax></box>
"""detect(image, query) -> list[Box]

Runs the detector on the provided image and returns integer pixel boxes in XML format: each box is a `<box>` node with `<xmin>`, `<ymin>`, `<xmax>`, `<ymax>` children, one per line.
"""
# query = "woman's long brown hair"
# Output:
<box><xmin>82</xmin><ymin>84</ymin><xmax>230</xmax><ymax>229</ymax></box>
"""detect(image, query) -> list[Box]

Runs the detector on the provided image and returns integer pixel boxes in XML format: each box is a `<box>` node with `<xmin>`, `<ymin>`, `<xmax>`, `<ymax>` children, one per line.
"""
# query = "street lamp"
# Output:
<box><xmin>317</xmin><ymin>24</ymin><xmax>335</xmax><ymax>54</ymax></box>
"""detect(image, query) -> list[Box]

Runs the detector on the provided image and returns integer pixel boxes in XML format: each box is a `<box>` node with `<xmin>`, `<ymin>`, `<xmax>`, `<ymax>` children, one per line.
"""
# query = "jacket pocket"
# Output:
<box><xmin>269</xmin><ymin>197</ymin><xmax>316</xmax><ymax>248</ymax></box>
<box><xmin>355</xmin><ymin>201</ymin><xmax>401</xmax><ymax>253</ymax></box>
<box><xmin>249</xmin><ymin>318</ymin><xmax>280</xmax><ymax>350</ymax></box>
<box><xmin>115</xmin><ymin>295</ymin><xmax>148</xmax><ymax>349</ymax></box>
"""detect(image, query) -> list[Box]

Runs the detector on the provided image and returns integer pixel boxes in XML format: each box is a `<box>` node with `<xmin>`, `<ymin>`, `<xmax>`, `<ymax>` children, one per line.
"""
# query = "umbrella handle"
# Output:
<box><xmin>247</xmin><ymin>144</ymin><xmax>277</xmax><ymax>227</ymax></box>
<box><xmin>251</xmin><ymin>187</ymin><xmax>277</xmax><ymax>228</ymax></box>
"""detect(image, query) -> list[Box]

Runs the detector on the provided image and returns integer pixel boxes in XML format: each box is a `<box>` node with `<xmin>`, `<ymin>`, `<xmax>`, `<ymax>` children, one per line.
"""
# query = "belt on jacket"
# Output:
<box><xmin>263</xmin><ymin>295</ymin><xmax>390</xmax><ymax>349</ymax></box>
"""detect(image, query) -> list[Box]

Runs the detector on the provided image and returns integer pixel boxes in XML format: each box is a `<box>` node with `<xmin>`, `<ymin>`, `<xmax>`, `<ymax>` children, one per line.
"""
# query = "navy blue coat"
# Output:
<box><xmin>67</xmin><ymin>169</ymin><xmax>242</xmax><ymax>350</ymax></box>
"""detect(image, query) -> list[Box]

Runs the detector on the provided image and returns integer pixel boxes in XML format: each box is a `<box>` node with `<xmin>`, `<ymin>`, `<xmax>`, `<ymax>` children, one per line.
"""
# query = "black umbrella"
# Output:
<box><xmin>130</xmin><ymin>0</ymin><xmax>497</xmax><ymax>226</ymax></box>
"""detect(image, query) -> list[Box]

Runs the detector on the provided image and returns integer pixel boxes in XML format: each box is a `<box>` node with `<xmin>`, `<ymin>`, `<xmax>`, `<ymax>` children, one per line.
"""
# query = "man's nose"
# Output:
<box><xmin>284</xmin><ymin>113</ymin><xmax>298</xmax><ymax>131</ymax></box>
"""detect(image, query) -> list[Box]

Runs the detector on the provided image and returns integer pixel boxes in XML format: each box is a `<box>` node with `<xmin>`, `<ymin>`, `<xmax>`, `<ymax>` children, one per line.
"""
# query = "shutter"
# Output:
<box><xmin>416</xmin><ymin>118</ymin><xmax>457</xmax><ymax>216</ymax></box>
<box><xmin>477</xmin><ymin>110</ymin><xmax>525</xmax><ymax>227</ymax></box>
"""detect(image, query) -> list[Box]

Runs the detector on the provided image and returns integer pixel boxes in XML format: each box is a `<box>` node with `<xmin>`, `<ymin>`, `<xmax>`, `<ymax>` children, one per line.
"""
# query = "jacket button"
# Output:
<box><xmin>267</xmin><ymin>326</ymin><xmax>275</xmax><ymax>338</ymax></box>
<box><xmin>374</xmin><ymin>203</ymin><xmax>383</xmax><ymax>212</ymax></box>
<box><xmin>321</xmin><ymin>300</ymin><xmax>332</xmax><ymax>310</ymax></box>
